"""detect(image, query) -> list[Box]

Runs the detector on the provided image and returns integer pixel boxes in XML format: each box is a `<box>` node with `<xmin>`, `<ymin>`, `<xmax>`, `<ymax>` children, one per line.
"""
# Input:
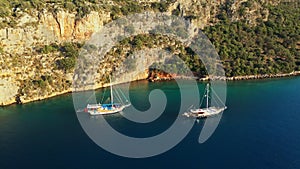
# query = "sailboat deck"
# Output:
<box><xmin>183</xmin><ymin>107</ymin><xmax>227</xmax><ymax>118</ymax></box>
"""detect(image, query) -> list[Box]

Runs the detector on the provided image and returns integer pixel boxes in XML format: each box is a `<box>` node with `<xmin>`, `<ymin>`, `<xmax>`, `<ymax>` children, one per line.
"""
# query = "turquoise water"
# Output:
<box><xmin>1</xmin><ymin>77</ymin><xmax>300</xmax><ymax>169</ymax></box>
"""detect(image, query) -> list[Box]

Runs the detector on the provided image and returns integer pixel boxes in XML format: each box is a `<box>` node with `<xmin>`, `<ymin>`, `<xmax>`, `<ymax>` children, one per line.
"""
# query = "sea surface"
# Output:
<box><xmin>0</xmin><ymin>77</ymin><xmax>300</xmax><ymax>169</ymax></box>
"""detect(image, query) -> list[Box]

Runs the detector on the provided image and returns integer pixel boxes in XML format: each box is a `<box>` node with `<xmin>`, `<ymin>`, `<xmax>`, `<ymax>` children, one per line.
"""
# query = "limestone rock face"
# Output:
<box><xmin>74</xmin><ymin>11</ymin><xmax>110</xmax><ymax>40</ymax></box>
<box><xmin>0</xmin><ymin>79</ymin><xmax>18</xmax><ymax>106</ymax></box>
<box><xmin>0</xmin><ymin>8</ymin><xmax>112</xmax><ymax>106</ymax></box>
<box><xmin>168</xmin><ymin>0</ymin><xmax>227</xmax><ymax>28</ymax></box>
<box><xmin>0</xmin><ymin>0</ymin><xmax>280</xmax><ymax>106</ymax></box>
<box><xmin>1</xmin><ymin>0</ymin><xmax>276</xmax><ymax>55</ymax></box>
<box><xmin>1</xmin><ymin>10</ymin><xmax>111</xmax><ymax>55</ymax></box>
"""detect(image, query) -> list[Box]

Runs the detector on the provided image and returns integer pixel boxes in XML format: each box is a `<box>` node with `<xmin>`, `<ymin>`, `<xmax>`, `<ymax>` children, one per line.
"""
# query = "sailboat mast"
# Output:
<box><xmin>110</xmin><ymin>76</ymin><xmax>113</xmax><ymax>105</ymax></box>
<box><xmin>206</xmin><ymin>83</ymin><xmax>209</xmax><ymax>108</ymax></box>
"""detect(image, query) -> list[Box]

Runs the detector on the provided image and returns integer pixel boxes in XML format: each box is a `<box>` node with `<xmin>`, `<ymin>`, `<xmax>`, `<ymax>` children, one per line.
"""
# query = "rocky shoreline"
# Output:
<box><xmin>218</xmin><ymin>71</ymin><xmax>300</xmax><ymax>81</ymax></box>
<box><xmin>1</xmin><ymin>71</ymin><xmax>300</xmax><ymax>107</ymax></box>
<box><xmin>148</xmin><ymin>71</ymin><xmax>300</xmax><ymax>82</ymax></box>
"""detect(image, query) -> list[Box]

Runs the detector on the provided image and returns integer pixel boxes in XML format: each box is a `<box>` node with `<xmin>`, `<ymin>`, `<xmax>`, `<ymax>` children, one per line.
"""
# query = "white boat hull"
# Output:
<box><xmin>183</xmin><ymin>83</ymin><xmax>227</xmax><ymax>118</ymax></box>
<box><xmin>183</xmin><ymin>106</ymin><xmax>227</xmax><ymax>118</ymax></box>
<box><xmin>88</xmin><ymin>106</ymin><xmax>124</xmax><ymax>115</ymax></box>
<box><xmin>85</xmin><ymin>76</ymin><xmax>131</xmax><ymax>116</ymax></box>
<box><xmin>88</xmin><ymin>104</ymin><xmax>131</xmax><ymax>116</ymax></box>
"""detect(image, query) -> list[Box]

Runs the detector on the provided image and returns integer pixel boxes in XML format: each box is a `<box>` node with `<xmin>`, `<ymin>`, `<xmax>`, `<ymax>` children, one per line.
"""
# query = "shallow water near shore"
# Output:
<box><xmin>0</xmin><ymin>77</ymin><xmax>300</xmax><ymax>169</ymax></box>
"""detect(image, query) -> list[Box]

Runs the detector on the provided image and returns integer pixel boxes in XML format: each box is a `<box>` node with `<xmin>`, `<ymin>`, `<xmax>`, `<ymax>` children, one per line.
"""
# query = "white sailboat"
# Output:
<box><xmin>183</xmin><ymin>83</ymin><xmax>227</xmax><ymax>118</ymax></box>
<box><xmin>84</xmin><ymin>77</ymin><xmax>131</xmax><ymax>115</ymax></box>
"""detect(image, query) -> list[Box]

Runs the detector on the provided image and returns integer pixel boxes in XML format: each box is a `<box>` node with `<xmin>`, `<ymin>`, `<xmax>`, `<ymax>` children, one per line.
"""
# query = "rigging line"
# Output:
<box><xmin>211</xmin><ymin>95</ymin><xmax>223</xmax><ymax>107</ymax></box>
<box><xmin>211</xmin><ymin>88</ymin><xmax>225</xmax><ymax>106</ymax></box>
<box><xmin>86</xmin><ymin>93</ymin><xmax>95</xmax><ymax>103</ymax></box>
<box><xmin>117</xmin><ymin>87</ymin><xmax>126</xmax><ymax>101</ymax></box>
<box><xmin>114</xmin><ymin>89</ymin><xmax>124</xmax><ymax>104</ymax></box>
<box><xmin>211</xmin><ymin>88</ymin><xmax>225</xmax><ymax>105</ymax></box>
<box><xmin>114</xmin><ymin>87</ymin><xmax>124</xmax><ymax>104</ymax></box>
<box><xmin>199</xmin><ymin>84</ymin><xmax>209</xmax><ymax>107</ymax></box>
<box><xmin>199</xmin><ymin>93</ymin><xmax>206</xmax><ymax>107</ymax></box>
<box><xmin>100</xmin><ymin>87</ymin><xmax>107</xmax><ymax>103</ymax></box>
<box><xmin>211</xmin><ymin>96</ymin><xmax>221</xmax><ymax>107</ymax></box>
<box><xmin>114</xmin><ymin>88</ymin><xmax>121</xmax><ymax>99</ymax></box>
<box><xmin>118</xmin><ymin>88</ymin><xmax>129</xmax><ymax>102</ymax></box>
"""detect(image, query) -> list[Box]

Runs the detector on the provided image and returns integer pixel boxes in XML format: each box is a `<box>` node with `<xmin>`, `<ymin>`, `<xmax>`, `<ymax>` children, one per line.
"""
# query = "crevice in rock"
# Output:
<box><xmin>72</xmin><ymin>19</ymin><xmax>78</xmax><ymax>40</ymax></box>
<box><xmin>52</xmin><ymin>12</ymin><xmax>62</xmax><ymax>37</ymax></box>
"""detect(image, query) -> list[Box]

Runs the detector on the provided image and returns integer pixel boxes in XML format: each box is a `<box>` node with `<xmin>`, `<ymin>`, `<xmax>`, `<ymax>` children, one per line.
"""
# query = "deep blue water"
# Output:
<box><xmin>1</xmin><ymin>77</ymin><xmax>300</xmax><ymax>169</ymax></box>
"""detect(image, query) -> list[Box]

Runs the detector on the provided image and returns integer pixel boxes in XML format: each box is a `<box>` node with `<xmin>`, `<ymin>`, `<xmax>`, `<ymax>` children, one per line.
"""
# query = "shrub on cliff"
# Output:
<box><xmin>0</xmin><ymin>46</ymin><xmax>4</xmax><ymax>54</ymax></box>
<box><xmin>0</xmin><ymin>3</ymin><xmax>10</xmax><ymax>17</ymax></box>
<box><xmin>57</xmin><ymin>57</ymin><xmax>76</xmax><ymax>72</ymax></box>
<box><xmin>32</xmin><ymin>79</ymin><xmax>47</xmax><ymax>90</ymax></box>
<box><xmin>39</xmin><ymin>44</ymin><xmax>59</xmax><ymax>54</ymax></box>
<box><xmin>60</xmin><ymin>42</ymin><xmax>79</xmax><ymax>58</ymax></box>
<box><xmin>151</xmin><ymin>2</ymin><xmax>169</xmax><ymax>12</ymax></box>
<box><xmin>56</xmin><ymin>42</ymin><xmax>81</xmax><ymax>72</ymax></box>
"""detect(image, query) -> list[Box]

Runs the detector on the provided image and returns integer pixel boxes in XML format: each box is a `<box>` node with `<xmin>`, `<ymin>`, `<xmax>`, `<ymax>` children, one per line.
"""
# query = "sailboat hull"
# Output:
<box><xmin>89</xmin><ymin>106</ymin><xmax>125</xmax><ymax>115</ymax></box>
<box><xmin>183</xmin><ymin>83</ymin><xmax>227</xmax><ymax>119</ymax></box>
<box><xmin>183</xmin><ymin>107</ymin><xmax>227</xmax><ymax>118</ymax></box>
<box><xmin>85</xmin><ymin>77</ymin><xmax>131</xmax><ymax>116</ymax></box>
<box><xmin>87</xmin><ymin>104</ymin><xmax>131</xmax><ymax>115</ymax></box>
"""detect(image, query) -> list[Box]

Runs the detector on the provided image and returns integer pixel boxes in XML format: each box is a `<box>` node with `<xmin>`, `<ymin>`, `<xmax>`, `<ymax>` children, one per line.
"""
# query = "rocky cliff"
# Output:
<box><xmin>0</xmin><ymin>0</ymin><xmax>282</xmax><ymax>106</ymax></box>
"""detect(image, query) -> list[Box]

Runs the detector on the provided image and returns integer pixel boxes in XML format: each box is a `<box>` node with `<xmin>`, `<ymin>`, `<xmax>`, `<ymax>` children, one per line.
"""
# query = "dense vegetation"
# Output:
<box><xmin>16</xmin><ymin>42</ymin><xmax>82</xmax><ymax>97</ymax></box>
<box><xmin>38</xmin><ymin>42</ymin><xmax>82</xmax><ymax>72</ymax></box>
<box><xmin>203</xmin><ymin>2</ymin><xmax>300</xmax><ymax>77</ymax></box>
<box><xmin>0</xmin><ymin>0</ymin><xmax>172</xmax><ymax>28</ymax></box>
<box><xmin>106</xmin><ymin>33</ymin><xmax>207</xmax><ymax>77</ymax></box>
<box><xmin>1</xmin><ymin>0</ymin><xmax>299</xmax><ymax>79</ymax></box>
<box><xmin>1</xmin><ymin>0</ymin><xmax>299</xmax><ymax>103</ymax></box>
<box><xmin>107</xmin><ymin>2</ymin><xmax>300</xmax><ymax>78</ymax></box>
